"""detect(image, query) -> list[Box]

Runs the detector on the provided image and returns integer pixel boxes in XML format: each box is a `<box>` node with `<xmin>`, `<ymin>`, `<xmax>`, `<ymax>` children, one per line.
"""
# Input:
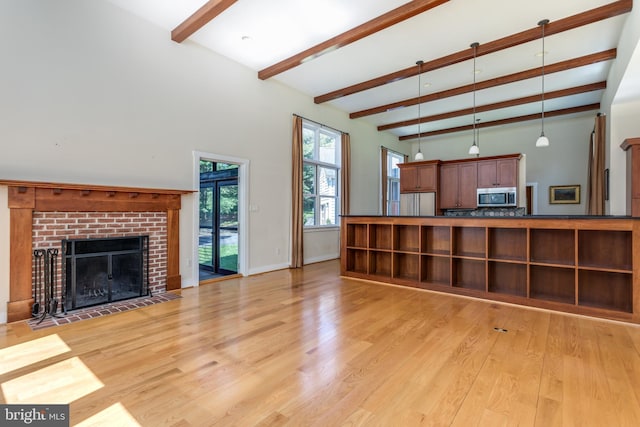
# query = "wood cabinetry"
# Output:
<box><xmin>341</xmin><ymin>216</ymin><xmax>639</xmax><ymax>324</ymax></box>
<box><xmin>398</xmin><ymin>161</ymin><xmax>439</xmax><ymax>193</ymax></box>
<box><xmin>439</xmin><ymin>162</ymin><xmax>477</xmax><ymax>209</ymax></box>
<box><xmin>477</xmin><ymin>158</ymin><xmax>518</xmax><ymax>188</ymax></box>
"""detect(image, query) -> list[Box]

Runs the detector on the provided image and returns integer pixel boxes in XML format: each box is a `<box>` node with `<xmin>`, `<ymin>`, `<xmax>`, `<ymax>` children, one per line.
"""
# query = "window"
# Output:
<box><xmin>302</xmin><ymin>120</ymin><xmax>341</xmax><ymax>227</ymax></box>
<box><xmin>386</xmin><ymin>151</ymin><xmax>403</xmax><ymax>215</ymax></box>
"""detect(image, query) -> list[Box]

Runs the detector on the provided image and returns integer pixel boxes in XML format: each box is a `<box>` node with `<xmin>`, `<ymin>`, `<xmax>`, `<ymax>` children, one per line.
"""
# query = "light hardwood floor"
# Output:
<box><xmin>2</xmin><ymin>260</ymin><xmax>640</xmax><ymax>426</ymax></box>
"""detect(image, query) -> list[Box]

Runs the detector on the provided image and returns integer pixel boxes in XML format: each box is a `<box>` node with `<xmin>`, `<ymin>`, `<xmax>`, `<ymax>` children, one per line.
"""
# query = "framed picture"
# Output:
<box><xmin>549</xmin><ymin>185</ymin><xmax>581</xmax><ymax>204</ymax></box>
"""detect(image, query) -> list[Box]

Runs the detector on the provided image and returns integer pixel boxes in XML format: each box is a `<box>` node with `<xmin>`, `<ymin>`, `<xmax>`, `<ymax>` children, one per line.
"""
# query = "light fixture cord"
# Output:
<box><xmin>417</xmin><ymin>60</ymin><xmax>423</xmax><ymax>153</ymax></box>
<box><xmin>541</xmin><ymin>21</ymin><xmax>546</xmax><ymax>134</ymax></box>
<box><xmin>472</xmin><ymin>44</ymin><xmax>477</xmax><ymax>143</ymax></box>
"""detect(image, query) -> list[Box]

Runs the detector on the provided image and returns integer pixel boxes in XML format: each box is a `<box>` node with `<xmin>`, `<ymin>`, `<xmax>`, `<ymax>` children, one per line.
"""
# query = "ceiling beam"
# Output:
<box><xmin>378</xmin><ymin>81</ymin><xmax>607</xmax><ymax>131</ymax></box>
<box><xmin>171</xmin><ymin>0</ymin><xmax>238</xmax><ymax>43</ymax></box>
<box><xmin>257</xmin><ymin>0</ymin><xmax>449</xmax><ymax>80</ymax></box>
<box><xmin>398</xmin><ymin>103</ymin><xmax>600</xmax><ymax>140</ymax></box>
<box><xmin>351</xmin><ymin>49</ymin><xmax>616</xmax><ymax>119</ymax></box>
<box><xmin>315</xmin><ymin>0</ymin><xmax>631</xmax><ymax>104</ymax></box>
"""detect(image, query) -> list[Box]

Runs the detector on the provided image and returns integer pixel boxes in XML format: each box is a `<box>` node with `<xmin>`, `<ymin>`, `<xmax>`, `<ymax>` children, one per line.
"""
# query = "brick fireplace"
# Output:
<box><xmin>2</xmin><ymin>180</ymin><xmax>191</xmax><ymax>323</ymax></box>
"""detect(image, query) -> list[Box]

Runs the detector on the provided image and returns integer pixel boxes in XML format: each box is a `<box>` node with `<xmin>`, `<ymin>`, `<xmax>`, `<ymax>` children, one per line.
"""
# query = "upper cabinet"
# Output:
<box><xmin>477</xmin><ymin>158</ymin><xmax>518</xmax><ymax>188</ymax></box>
<box><xmin>399</xmin><ymin>161</ymin><xmax>439</xmax><ymax>193</ymax></box>
<box><xmin>439</xmin><ymin>162</ymin><xmax>477</xmax><ymax>209</ymax></box>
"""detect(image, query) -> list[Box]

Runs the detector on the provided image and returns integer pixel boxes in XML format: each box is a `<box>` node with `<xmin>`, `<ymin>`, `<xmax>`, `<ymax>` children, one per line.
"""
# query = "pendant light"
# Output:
<box><xmin>468</xmin><ymin>42</ymin><xmax>480</xmax><ymax>156</ymax></box>
<box><xmin>414</xmin><ymin>60</ymin><xmax>425</xmax><ymax>160</ymax></box>
<box><xmin>536</xmin><ymin>19</ymin><xmax>550</xmax><ymax>148</ymax></box>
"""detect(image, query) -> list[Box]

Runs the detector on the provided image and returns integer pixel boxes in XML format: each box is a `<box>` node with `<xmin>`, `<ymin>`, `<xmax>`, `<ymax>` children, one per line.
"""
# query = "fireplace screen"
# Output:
<box><xmin>63</xmin><ymin>236</ymin><xmax>149</xmax><ymax>310</ymax></box>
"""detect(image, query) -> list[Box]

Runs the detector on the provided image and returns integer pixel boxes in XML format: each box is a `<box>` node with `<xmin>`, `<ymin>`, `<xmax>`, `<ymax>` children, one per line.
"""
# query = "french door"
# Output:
<box><xmin>199</xmin><ymin>174</ymin><xmax>238</xmax><ymax>276</ymax></box>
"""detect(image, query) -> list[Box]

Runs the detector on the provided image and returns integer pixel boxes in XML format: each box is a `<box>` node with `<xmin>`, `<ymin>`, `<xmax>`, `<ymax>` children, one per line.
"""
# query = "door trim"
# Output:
<box><xmin>193</xmin><ymin>151</ymin><xmax>249</xmax><ymax>283</ymax></box>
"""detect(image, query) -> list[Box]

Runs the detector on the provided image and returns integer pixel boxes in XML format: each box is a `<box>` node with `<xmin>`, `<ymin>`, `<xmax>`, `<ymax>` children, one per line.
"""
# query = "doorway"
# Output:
<box><xmin>199</xmin><ymin>161</ymin><xmax>239</xmax><ymax>280</ymax></box>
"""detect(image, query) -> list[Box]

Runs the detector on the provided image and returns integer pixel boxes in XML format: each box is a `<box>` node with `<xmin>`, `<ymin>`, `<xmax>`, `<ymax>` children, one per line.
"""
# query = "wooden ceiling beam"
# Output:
<box><xmin>351</xmin><ymin>49</ymin><xmax>616</xmax><ymax>119</ymax></box>
<box><xmin>171</xmin><ymin>0</ymin><xmax>238</xmax><ymax>43</ymax></box>
<box><xmin>398</xmin><ymin>103</ymin><xmax>600</xmax><ymax>140</ymax></box>
<box><xmin>378</xmin><ymin>81</ymin><xmax>606</xmax><ymax>131</ymax></box>
<box><xmin>315</xmin><ymin>0</ymin><xmax>631</xmax><ymax>104</ymax></box>
<box><xmin>257</xmin><ymin>0</ymin><xmax>449</xmax><ymax>80</ymax></box>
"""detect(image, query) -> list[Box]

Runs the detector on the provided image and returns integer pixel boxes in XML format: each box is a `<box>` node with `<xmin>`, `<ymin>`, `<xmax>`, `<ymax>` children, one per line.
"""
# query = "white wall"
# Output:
<box><xmin>0</xmin><ymin>0</ymin><xmax>405</xmax><ymax>321</ymax></box>
<box><xmin>411</xmin><ymin>113</ymin><xmax>595</xmax><ymax>215</ymax></box>
<box><xmin>0</xmin><ymin>188</ymin><xmax>9</xmax><ymax>323</ymax></box>
<box><xmin>600</xmin><ymin>2</ymin><xmax>640</xmax><ymax>215</ymax></box>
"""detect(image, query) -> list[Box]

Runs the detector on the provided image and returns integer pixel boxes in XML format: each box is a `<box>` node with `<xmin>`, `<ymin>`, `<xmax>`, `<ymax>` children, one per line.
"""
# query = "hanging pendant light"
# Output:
<box><xmin>414</xmin><ymin>60</ymin><xmax>425</xmax><ymax>160</ymax></box>
<box><xmin>468</xmin><ymin>42</ymin><xmax>480</xmax><ymax>155</ymax></box>
<box><xmin>536</xmin><ymin>19</ymin><xmax>550</xmax><ymax>148</ymax></box>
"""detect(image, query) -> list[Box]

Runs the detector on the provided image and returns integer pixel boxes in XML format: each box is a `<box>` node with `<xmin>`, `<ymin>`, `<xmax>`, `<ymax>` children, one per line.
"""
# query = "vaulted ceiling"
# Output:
<box><xmin>107</xmin><ymin>0</ymin><xmax>635</xmax><ymax>145</ymax></box>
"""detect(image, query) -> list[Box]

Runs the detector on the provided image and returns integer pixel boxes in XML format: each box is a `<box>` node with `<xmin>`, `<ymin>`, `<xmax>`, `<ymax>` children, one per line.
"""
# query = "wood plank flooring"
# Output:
<box><xmin>1</xmin><ymin>259</ymin><xmax>640</xmax><ymax>426</ymax></box>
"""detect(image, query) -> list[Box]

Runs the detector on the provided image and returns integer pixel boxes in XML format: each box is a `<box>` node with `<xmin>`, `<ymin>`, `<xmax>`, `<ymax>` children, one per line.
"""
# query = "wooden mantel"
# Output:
<box><xmin>0</xmin><ymin>180</ymin><xmax>193</xmax><ymax>323</ymax></box>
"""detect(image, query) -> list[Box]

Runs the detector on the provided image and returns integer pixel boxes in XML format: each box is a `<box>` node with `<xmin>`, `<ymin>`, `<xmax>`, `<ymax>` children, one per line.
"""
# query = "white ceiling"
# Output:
<box><xmin>106</xmin><ymin>0</ymin><xmax>636</xmax><ymax>142</ymax></box>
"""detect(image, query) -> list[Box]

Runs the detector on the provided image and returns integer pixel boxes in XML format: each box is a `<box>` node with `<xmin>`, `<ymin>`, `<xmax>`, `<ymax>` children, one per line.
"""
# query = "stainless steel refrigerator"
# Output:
<box><xmin>400</xmin><ymin>192</ymin><xmax>436</xmax><ymax>216</ymax></box>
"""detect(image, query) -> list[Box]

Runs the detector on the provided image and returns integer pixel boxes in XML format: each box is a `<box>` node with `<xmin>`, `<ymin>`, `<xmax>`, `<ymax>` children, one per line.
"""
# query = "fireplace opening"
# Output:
<box><xmin>63</xmin><ymin>236</ymin><xmax>150</xmax><ymax>310</ymax></box>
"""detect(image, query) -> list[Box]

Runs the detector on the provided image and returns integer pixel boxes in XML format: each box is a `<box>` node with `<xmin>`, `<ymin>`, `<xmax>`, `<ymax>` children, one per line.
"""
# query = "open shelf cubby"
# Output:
<box><xmin>369</xmin><ymin>250</ymin><xmax>391</xmax><ymax>277</ymax></box>
<box><xmin>578</xmin><ymin>270</ymin><xmax>633</xmax><ymax>313</ymax></box>
<box><xmin>452</xmin><ymin>227</ymin><xmax>486</xmax><ymax>258</ymax></box>
<box><xmin>530</xmin><ymin>265</ymin><xmax>575</xmax><ymax>305</ymax></box>
<box><xmin>421</xmin><ymin>225</ymin><xmax>450</xmax><ymax>255</ymax></box>
<box><xmin>369</xmin><ymin>224</ymin><xmax>392</xmax><ymax>250</ymax></box>
<box><xmin>346</xmin><ymin>224</ymin><xmax>368</xmax><ymax>248</ymax></box>
<box><xmin>421</xmin><ymin>255</ymin><xmax>450</xmax><ymax>286</ymax></box>
<box><xmin>488</xmin><ymin>261</ymin><xmax>527</xmax><ymax>297</ymax></box>
<box><xmin>393</xmin><ymin>224</ymin><xmax>420</xmax><ymax>252</ymax></box>
<box><xmin>452</xmin><ymin>258</ymin><xmax>485</xmax><ymax>291</ymax></box>
<box><xmin>578</xmin><ymin>230</ymin><xmax>632</xmax><ymax>271</ymax></box>
<box><xmin>346</xmin><ymin>248</ymin><xmax>368</xmax><ymax>274</ymax></box>
<box><xmin>393</xmin><ymin>253</ymin><xmax>420</xmax><ymax>281</ymax></box>
<box><xmin>488</xmin><ymin>228</ymin><xmax>527</xmax><ymax>261</ymax></box>
<box><xmin>530</xmin><ymin>228</ymin><xmax>575</xmax><ymax>266</ymax></box>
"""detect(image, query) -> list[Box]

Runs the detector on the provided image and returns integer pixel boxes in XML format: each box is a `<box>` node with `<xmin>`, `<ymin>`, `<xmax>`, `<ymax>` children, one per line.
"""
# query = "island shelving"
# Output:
<box><xmin>341</xmin><ymin>215</ymin><xmax>639</xmax><ymax>324</ymax></box>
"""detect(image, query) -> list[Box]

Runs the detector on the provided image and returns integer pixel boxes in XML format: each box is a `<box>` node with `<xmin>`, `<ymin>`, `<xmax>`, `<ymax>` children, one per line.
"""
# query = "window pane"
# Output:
<box><xmin>303</xmin><ymin>128</ymin><xmax>315</xmax><ymax>159</ymax></box>
<box><xmin>200</xmin><ymin>160</ymin><xmax>214</xmax><ymax>173</ymax></box>
<box><xmin>318</xmin><ymin>167</ymin><xmax>336</xmax><ymax>196</ymax></box>
<box><xmin>319</xmin><ymin>132</ymin><xmax>336</xmax><ymax>163</ymax></box>
<box><xmin>388</xmin><ymin>153</ymin><xmax>402</xmax><ymax>178</ymax></box>
<box><xmin>389</xmin><ymin>180</ymin><xmax>400</xmax><ymax>201</ymax></box>
<box><xmin>303</xmin><ymin>164</ymin><xmax>316</xmax><ymax>195</ymax></box>
<box><xmin>389</xmin><ymin>200</ymin><xmax>400</xmax><ymax>216</ymax></box>
<box><xmin>216</xmin><ymin>162</ymin><xmax>238</xmax><ymax>171</ymax></box>
<box><xmin>303</xmin><ymin>196</ymin><xmax>316</xmax><ymax>226</ymax></box>
<box><xmin>319</xmin><ymin>197</ymin><xmax>336</xmax><ymax>226</ymax></box>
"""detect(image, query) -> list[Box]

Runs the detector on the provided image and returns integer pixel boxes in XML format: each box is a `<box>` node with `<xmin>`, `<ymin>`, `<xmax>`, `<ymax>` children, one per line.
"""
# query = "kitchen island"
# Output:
<box><xmin>341</xmin><ymin>215</ymin><xmax>640</xmax><ymax>324</ymax></box>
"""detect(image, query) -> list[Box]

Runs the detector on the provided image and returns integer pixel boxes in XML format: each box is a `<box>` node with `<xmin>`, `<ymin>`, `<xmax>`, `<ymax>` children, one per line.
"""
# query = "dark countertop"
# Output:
<box><xmin>342</xmin><ymin>214</ymin><xmax>635</xmax><ymax>219</ymax></box>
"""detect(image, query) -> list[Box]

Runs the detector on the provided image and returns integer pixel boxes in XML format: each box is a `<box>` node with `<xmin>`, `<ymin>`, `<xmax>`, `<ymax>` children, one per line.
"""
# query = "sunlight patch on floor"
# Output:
<box><xmin>75</xmin><ymin>402</ymin><xmax>141</xmax><ymax>427</ymax></box>
<box><xmin>0</xmin><ymin>334</ymin><xmax>71</xmax><ymax>375</ymax></box>
<box><xmin>2</xmin><ymin>356</ymin><xmax>103</xmax><ymax>404</ymax></box>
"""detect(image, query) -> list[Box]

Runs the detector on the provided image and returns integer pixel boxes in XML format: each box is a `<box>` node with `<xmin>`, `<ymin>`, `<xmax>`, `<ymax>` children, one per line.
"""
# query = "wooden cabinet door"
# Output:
<box><xmin>417</xmin><ymin>164</ymin><xmax>437</xmax><ymax>192</ymax></box>
<box><xmin>439</xmin><ymin>164</ymin><xmax>460</xmax><ymax>208</ymax></box>
<box><xmin>477</xmin><ymin>160</ymin><xmax>497</xmax><ymax>188</ymax></box>
<box><xmin>477</xmin><ymin>159</ymin><xmax>518</xmax><ymax>187</ymax></box>
<box><xmin>400</xmin><ymin>164</ymin><xmax>437</xmax><ymax>193</ymax></box>
<box><xmin>458</xmin><ymin>162</ymin><xmax>478</xmax><ymax>208</ymax></box>
<box><xmin>400</xmin><ymin>166</ymin><xmax>419</xmax><ymax>193</ymax></box>
<box><xmin>496</xmin><ymin>159</ymin><xmax>517</xmax><ymax>187</ymax></box>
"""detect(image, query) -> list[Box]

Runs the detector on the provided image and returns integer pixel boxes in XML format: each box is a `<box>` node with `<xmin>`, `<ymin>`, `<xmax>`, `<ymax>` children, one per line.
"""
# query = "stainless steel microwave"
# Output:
<box><xmin>477</xmin><ymin>187</ymin><xmax>517</xmax><ymax>207</ymax></box>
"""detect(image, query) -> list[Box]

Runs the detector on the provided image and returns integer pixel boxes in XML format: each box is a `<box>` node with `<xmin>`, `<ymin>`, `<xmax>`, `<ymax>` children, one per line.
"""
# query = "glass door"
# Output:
<box><xmin>217</xmin><ymin>180</ymin><xmax>238</xmax><ymax>274</ymax></box>
<box><xmin>199</xmin><ymin>161</ymin><xmax>238</xmax><ymax>279</ymax></box>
